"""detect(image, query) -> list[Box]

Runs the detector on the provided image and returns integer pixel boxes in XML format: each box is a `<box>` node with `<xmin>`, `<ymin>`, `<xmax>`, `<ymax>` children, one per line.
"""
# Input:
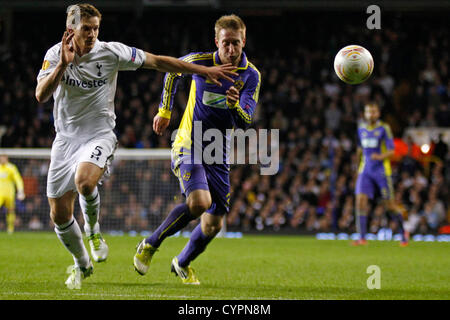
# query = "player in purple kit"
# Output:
<box><xmin>133</xmin><ymin>14</ymin><xmax>261</xmax><ymax>284</ymax></box>
<box><xmin>353</xmin><ymin>103</ymin><xmax>409</xmax><ymax>246</ymax></box>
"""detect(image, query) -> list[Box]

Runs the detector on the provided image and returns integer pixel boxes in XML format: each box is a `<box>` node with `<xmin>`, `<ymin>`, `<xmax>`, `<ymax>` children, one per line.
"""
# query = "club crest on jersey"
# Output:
<box><xmin>374</xmin><ymin>130</ymin><xmax>381</xmax><ymax>137</ymax></box>
<box><xmin>234</xmin><ymin>79</ymin><xmax>244</xmax><ymax>91</ymax></box>
<box><xmin>96</xmin><ymin>62</ymin><xmax>103</xmax><ymax>76</ymax></box>
<box><xmin>182</xmin><ymin>172</ymin><xmax>191</xmax><ymax>181</ymax></box>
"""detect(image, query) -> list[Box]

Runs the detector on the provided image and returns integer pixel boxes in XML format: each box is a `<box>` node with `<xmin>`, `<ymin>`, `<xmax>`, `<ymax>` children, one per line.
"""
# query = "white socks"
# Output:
<box><xmin>54</xmin><ymin>187</ymin><xmax>101</xmax><ymax>268</ymax></box>
<box><xmin>79</xmin><ymin>187</ymin><xmax>100</xmax><ymax>236</ymax></box>
<box><xmin>54</xmin><ymin>218</ymin><xmax>90</xmax><ymax>268</ymax></box>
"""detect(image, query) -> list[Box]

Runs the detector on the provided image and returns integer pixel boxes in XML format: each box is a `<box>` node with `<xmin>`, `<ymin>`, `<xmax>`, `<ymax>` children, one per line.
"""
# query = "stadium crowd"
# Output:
<box><xmin>0</xmin><ymin>11</ymin><xmax>449</xmax><ymax>235</ymax></box>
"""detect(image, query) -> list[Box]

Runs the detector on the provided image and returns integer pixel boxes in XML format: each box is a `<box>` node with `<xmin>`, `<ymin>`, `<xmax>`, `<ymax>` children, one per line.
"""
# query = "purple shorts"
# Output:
<box><xmin>172</xmin><ymin>155</ymin><xmax>230</xmax><ymax>216</ymax></box>
<box><xmin>355</xmin><ymin>169</ymin><xmax>394</xmax><ymax>200</ymax></box>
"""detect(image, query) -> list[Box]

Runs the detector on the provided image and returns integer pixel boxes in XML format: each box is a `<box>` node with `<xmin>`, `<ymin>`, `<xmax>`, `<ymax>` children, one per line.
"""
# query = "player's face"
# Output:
<box><xmin>70</xmin><ymin>16</ymin><xmax>100</xmax><ymax>52</ymax></box>
<box><xmin>364</xmin><ymin>106</ymin><xmax>380</xmax><ymax>123</ymax></box>
<box><xmin>215</xmin><ymin>28</ymin><xmax>245</xmax><ymax>66</ymax></box>
<box><xmin>0</xmin><ymin>155</ymin><xmax>7</xmax><ymax>164</ymax></box>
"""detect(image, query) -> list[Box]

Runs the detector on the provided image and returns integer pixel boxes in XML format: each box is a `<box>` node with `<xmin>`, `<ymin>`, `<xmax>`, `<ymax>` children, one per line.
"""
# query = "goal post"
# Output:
<box><xmin>0</xmin><ymin>148</ymin><xmax>226</xmax><ymax>236</ymax></box>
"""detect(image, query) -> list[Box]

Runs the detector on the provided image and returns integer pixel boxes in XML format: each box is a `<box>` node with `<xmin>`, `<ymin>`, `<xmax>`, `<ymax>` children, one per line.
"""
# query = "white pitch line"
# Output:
<box><xmin>0</xmin><ymin>291</ymin><xmax>289</xmax><ymax>300</ymax></box>
<box><xmin>1</xmin><ymin>291</ymin><xmax>190</xmax><ymax>299</ymax></box>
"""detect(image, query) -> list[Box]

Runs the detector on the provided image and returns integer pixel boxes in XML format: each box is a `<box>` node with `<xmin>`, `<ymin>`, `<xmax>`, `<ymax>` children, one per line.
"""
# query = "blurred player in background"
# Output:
<box><xmin>134</xmin><ymin>14</ymin><xmax>261</xmax><ymax>284</ymax></box>
<box><xmin>354</xmin><ymin>103</ymin><xmax>409</xmax><ymax>246</ymax></box>
<box><xmin>0</xmin><ymin>154</ymin><xmax>25</xmax><ymax>234</ymax></box>
<box><xmin>35</xmin><ymin>3</ymin><xmax>237</xmax><ymax>290</ymax></box>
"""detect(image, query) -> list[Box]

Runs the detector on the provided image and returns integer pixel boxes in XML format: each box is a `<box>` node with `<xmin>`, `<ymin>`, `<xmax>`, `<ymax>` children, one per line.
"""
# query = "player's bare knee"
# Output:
<box><xmin>50</xmin><ymin>209</ymin><xmax>72</xmax><ymax>226</ymax></box>
<box><xmin>76</xmin><ymin>180</ymin><xmax>96</xmax><ymax>196</ymax></box>
<box><xmin>187</xmin><ymin>194</ymin><xmax>212</xmax><ymax>217</ymax></box>
<box><xmin>188</xmin><ymin>201</ymin><xmax>210</xmax><ymax>217</ymax></box>
<box><xmin>356</xmin><ymin>195</ymin><xmax>368</xmax><ymax>210</ymax></box>
<box><xmin>203</xmin><ymin>222</ymin><xmax>222</xmax><ymax>237</ymax></box>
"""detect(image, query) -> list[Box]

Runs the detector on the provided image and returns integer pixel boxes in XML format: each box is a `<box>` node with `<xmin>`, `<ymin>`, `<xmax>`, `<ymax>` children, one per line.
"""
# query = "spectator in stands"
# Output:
<box><xmin>433</xmin><ymin>134</ymin><xmax>448</xmax><ymax>161</ymax></box>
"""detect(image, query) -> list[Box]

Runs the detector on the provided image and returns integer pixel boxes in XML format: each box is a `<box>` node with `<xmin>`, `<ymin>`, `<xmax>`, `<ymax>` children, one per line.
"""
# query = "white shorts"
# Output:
<box><xmin>47</xmin><ymin>132</ymin><xmax>118</xmax><ymax>198</ymax></box>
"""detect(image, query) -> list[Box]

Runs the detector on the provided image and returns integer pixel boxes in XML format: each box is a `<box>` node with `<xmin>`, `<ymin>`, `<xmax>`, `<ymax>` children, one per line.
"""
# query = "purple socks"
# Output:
<box><xmin>146</xmin><ymin>203</ymin><xmax>196</xmax><ymax>248</ymax></box>
<box><xmin>177</xmin><ymin>223</ymin><xmax>213</xmax><ymax>268</ymax></box>
<box><xmin>356</xmin><ymin>213</ymin><xmax>368</xmax><ymax>240</ymax></box>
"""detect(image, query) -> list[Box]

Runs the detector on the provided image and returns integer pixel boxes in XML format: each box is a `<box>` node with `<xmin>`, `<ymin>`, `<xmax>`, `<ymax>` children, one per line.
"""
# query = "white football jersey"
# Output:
<box><xmin>37</xmin><ymin>40</ymin><xmax>146</xmax><ymax>140</ymax></box>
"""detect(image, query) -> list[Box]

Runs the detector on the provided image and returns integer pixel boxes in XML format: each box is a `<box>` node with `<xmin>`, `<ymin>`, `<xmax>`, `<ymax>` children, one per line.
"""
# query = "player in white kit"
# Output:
<box><xmin>35</xmin><ymin>3</ymin><xmax>237</xmax><ymax>289</ymax></box>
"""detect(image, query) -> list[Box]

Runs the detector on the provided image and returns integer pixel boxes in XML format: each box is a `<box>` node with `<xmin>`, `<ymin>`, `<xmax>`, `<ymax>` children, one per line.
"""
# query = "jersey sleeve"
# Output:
<box><xmin>37</xmin><ymin>45</ymin><xmax>60</xmax><ymax>80</ymax></box>
<box><xmin>227</xmin><ymin>66</ymin><xmax>261</xmax><ymax>129</ymax></box>
<box><xmin>157</xmin><ymin>52</ymin><xmax>211</xmax><ymax>119</ymax></box>
<box><xmin>105</xmin><ymin>42</ymin><xmax>146</xmax><ymax>71</ymax></box>
<box><xmin>356</xmin><ymin>128</ymin><xmax>362</xmax><ymax>147</ymax></box>
<box><xmin>10</xmin><ymin>165</ymin><xmax>24</xmax><ymax>193</ymax></box>
<box><xmin>382</xmin><ymin>123</ymin><xmax>394</xmax><ymax>150</ymax></box>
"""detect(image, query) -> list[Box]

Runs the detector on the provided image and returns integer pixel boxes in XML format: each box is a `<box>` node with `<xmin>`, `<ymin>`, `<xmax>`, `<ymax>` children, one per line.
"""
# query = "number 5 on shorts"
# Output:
<box><xmin>90</xmin><ymin>146</ymin><xmax>103</xmax><ymax>161</ymax></box>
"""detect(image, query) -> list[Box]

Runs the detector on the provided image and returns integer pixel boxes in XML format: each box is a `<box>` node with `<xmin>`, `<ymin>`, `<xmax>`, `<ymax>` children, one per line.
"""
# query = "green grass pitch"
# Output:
<box><xmin>0</xmin><ymin>232</ymin><xmax>449</xmax><ymax>300</ymax></box>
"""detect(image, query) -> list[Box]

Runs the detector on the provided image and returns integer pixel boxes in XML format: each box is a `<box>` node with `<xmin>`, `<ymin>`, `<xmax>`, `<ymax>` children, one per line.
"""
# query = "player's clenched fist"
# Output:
<box><xmin>226</xmin><ymin>86</ymin><xmax>240</xmax><ymax>107</ymax></box>
<box><xmin>153</xmin><ymin>114</ymin><xmax>170</xmax><ymax>136</ymax></box>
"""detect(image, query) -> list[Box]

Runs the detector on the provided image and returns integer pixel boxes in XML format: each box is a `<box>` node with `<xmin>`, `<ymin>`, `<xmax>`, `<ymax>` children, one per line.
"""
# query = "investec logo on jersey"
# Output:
<box><xmin>61</xmin><ymin>75</ymin><xmax>107</xmax><ymax>88</ymax></box>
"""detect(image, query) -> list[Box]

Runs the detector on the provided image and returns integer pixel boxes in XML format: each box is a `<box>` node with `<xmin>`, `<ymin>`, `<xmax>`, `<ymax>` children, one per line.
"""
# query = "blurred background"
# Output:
<box><xmin>0</xmin><ymin>0</ymin><xmax>449</xmax><ymax>237</ymax></box>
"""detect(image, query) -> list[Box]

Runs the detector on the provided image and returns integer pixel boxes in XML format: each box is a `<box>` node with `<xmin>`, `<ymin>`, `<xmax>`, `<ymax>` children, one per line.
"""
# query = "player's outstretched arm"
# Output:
<box><xmin>142</xmin><ymin>52</ymin><xmax>237</xmax><ymax>86</ymax></box>
<box><xmin>35</xmin><ymin>31</ymin><xmax>75</xmax><ymax>103</ymax></box>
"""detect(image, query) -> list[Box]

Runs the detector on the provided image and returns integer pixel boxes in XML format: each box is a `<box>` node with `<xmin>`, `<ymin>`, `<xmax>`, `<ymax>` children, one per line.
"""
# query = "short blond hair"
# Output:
<box><xmin>365</xmin><ymin>102</ymin><xmax>380</xmax><ymax>110</ymax></box>
<box><xmin>214</xmin><ymin>14</ymin><xmax>246</xmax><ymax>39</ymax></box>
<box><xmin>66</xmin><ymin>3</ymin><xmax>102</xmax><ymax>28</ymax></box>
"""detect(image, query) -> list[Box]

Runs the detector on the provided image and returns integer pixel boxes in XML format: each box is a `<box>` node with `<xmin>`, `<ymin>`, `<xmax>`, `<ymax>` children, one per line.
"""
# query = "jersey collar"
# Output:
<box><xmin>365</xmin><ymin>120</ymin><xmax>381</xmax><ymax>130</ymax></box>
<box><xmin>213</xmin><ymin>51</ymin><xmax>248</xmax><ymax>70</ymax></box>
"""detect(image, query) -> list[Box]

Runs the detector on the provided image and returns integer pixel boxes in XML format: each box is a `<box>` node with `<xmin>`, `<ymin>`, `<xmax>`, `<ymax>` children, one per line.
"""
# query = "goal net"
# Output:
<box><xmin>0</xmin><ymin>148</ymin><xmax>206</xmax><ymax>234</ymax></box>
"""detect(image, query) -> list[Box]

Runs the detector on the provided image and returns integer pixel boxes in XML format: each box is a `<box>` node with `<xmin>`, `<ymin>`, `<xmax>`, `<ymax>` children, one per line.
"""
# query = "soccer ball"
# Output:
<box><xmin>334</xmin><ymin>45</ymin><xmax>374</xmax><ymax>84</ymax></box>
